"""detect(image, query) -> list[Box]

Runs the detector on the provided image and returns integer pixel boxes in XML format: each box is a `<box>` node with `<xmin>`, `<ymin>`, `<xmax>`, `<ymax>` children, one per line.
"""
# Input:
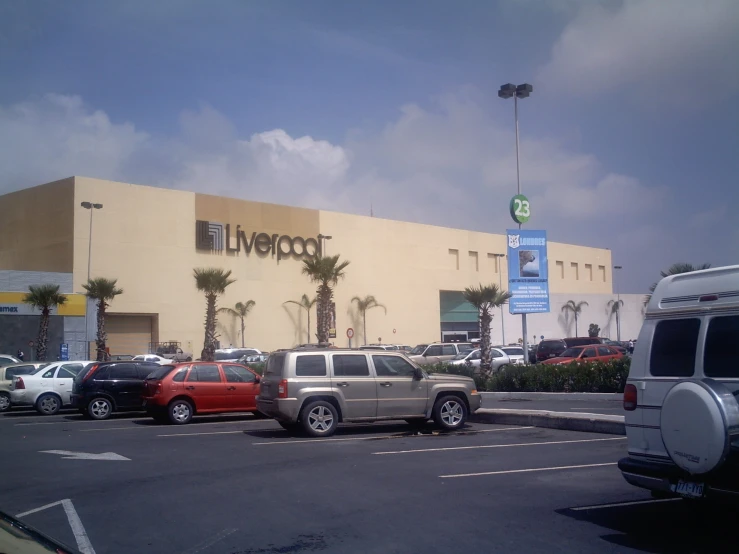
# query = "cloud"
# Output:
<box><xmin>538</xmin><ymin>0</ymin><xmax>739</xmax><ymax>104</ymax></box>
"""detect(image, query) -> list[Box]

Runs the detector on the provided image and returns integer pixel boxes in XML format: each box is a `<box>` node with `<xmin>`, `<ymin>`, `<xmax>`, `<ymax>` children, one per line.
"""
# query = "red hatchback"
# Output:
<box><xmin>142</xmin><ymin>362</ymin><xmax>261</xmax><ymax>424</ymax></box>
<box><xmin>540</xmin><ymin>345</ymin><xmax>623</xmax><ymax>365</ymax></box>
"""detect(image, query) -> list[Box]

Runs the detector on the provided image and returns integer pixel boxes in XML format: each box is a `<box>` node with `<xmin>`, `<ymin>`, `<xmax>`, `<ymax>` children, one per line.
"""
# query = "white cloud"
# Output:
<box><xmin>538</xmin><ymin>0</ymin><xmax>739</xmax><ymax>104</ymax></box>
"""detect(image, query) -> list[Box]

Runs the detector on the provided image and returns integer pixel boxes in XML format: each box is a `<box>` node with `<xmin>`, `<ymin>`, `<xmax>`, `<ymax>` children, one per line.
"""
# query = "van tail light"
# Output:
<box><xmin>278</xmin><ymin>379</ymin><xmax>288</xmax><ymax>399</ymax></box>
<box><xmin>82</xmin><ymin>364</ymin><xmax>100</xmax><ymax>382</ymax></box>
<box><xmin>15</xmin><ymin>377</ymin><xmax>25</xmax><ymax>390</ymax></box>
<box><xmin>624</xmin><ymin>384</ymin><xmax>637</xmax><ymax>411</ymax></box>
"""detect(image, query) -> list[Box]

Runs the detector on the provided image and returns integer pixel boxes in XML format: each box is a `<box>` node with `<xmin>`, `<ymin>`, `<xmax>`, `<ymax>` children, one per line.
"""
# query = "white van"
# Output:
<box><xmin>618</xmin><ymin>265</ymin><xmax>739</xmax><ymax>499</ymax></box>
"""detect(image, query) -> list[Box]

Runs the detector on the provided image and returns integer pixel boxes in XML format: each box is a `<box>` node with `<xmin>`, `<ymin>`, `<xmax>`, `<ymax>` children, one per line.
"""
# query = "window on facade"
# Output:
<box><xmin>571</xmin><ymin>262</ymin><xmax>579</xmax><ymax>280</ymax></box>
<box><xmin>585</xmin><ymin>264</ymin><xmax>593</xmax><ymax>281</ymax></box>
<box><xmin>468</xmin><ymin>251</ymin><xmax>478</xmax><ymax>272</ymax></box>
<box><xmin>556</xmin><ymin>261</ymin><xmax>564</xmax><ymax>279</ymax></box>
<box><xmin>599</xmin><ymin>265</ymin><xmax>606</xmax><ymax>282</ymax></box>
<box><xmin>650</xmin><ymin>319</ymin><xmax>699</xmax><ymax>377</ymax></box>
<box><xmin>332</xmin><ymin>355</ymin><xmax>370</xmax><ymax>377</ymax></box>
<box><xmin>448</xmin><ymin>249</ymin><xmax>459</xmax><ymax>270</ymax></box>
<box><xmin>704</xmin><ymin>316</ymin><xmax>739</xmax><ymax>378</ymax></box>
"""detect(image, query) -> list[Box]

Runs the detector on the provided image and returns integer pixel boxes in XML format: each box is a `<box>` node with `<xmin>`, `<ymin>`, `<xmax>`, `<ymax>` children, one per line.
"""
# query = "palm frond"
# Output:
<box><xmin>23</xmin><ymin>284</ymin><xmax>68</xmax><ymax>310</ymax></box>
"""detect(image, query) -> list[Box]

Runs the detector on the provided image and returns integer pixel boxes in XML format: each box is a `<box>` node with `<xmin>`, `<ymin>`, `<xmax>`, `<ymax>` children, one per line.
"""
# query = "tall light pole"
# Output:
<box><xmin>493</xmin><ymin>253</ymin><xmax>506</xmax><ymax>345</ymax></box>
<box><xmin>319</xmin><ymin>235</ymin><xmax>333</xmax><ymax>256</ymax></box>
<box><xmin>81</xmin><ymin>202</ymin><xmax>103</xmax><ymax>359</ymax></box>
<box><xmin>499</xmin><ymin>82</ymin><xmax>532</xmax><ymax>362</ymax></box>
<box><xmin>614</xmin><ymin>265</ymin><xmax>622</xmax><ymax>341</ymax></box>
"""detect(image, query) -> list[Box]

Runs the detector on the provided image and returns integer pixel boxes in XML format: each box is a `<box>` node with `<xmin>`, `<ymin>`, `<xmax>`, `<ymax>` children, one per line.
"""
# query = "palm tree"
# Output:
<box><xmin>463</xmin><ymin>284</ymin><xmax>513</xmax><ymax>372</ymax></box>
<box><xmin>301</xmin><ymin>254</ymin><xmax>350</xmax><ymax>343</ymax></box>
<box><xmin>644</xmin><ymin>263</ymin><xmax>712</xmax><ymax>305</ymax></box>
<box><xmin>194</xmin><ymin>268</ymin><xmax>236</xmax><ymax>361</ymax></box>
<box><xmin>607</xmin><ymin>299</ymin><xmax>624</xmax><ymax>341</ymax></box>
<box><xmin>561</xmin><ymin>300</ymin><xmax>589</xmax><ymax>337</ymax></box>
<box><xmin>22</xmin><ymin>284</ymin><xmax>67</xmax><ymax>361</ymax></box>
<box><xmin>82</xmin><ymin>278</ymin><xmax>123</xmax><ymax>361</ymax></box>
<box><xmin>218</xmin><ymin>300</ymin><xmax>256</xmax><ymax>348</ymax></box>
<box><xmin>283</xmin><ymin>294</ymin><xmax>317</xmax><ymax>343</ymax></box>
<box><xmin>351</xmin><ymin>295</ymin><xmax>387</xmax><ymax>345</ymax></box>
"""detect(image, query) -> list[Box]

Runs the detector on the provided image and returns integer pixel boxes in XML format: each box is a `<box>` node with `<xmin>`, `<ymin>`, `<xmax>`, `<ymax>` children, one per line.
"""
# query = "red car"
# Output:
<box><xmin>540</xmin><ymin>345</ymin><xmax>623</xmax><ymax>365</ymax></box>
<box><xmin>142</xmin><ymin>362</ymin><xmax>261</xmax><ymax>424</ymax></box>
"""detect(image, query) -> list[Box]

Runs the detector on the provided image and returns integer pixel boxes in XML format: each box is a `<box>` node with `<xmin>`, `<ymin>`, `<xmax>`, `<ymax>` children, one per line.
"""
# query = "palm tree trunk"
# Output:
<box><xmin>307</xmin><ymin>309</ymin><xmax>311</xmax><ymax>343</ymax></box>
<box><xmin>316</xmin><ymin>285</ymin><xmax>330</xmax><ymax>343</ymax></box>
<box><xmin>37</xmin><ymin>308</ymin><xmax>50</xmax><ymax>361</ymax></box>
<box><xmin>363</xmin><ymin>311</ymin><xmax>367</xmax><ymax>345</ymax></box>
<box><xmin>480</xmin><ymin>307</ymin><xmax>492</xmax><ymax>372</ymax></box>
<box><xmin>240</xmin><ymin>317</ymin><xmax>245</xmax><ymax>348</ymax></box>
<box><xmin>201</xmin><ymin>294</ymin><xmax>217</xmax><ymax>361</ymax></box>
<box><xmin>616</xmin><ymin>311</ymin><xmax>620</xmax><ymax>341</ymax></box>
<box><xmin>575</xmin><ymin>313</ymin><xmax>578</xmax><ymax>337</ymax></box>
<box><xmin>96</xmin><ymin>301</ymin><xmax>108</xmax><ymax>361</ymax></box>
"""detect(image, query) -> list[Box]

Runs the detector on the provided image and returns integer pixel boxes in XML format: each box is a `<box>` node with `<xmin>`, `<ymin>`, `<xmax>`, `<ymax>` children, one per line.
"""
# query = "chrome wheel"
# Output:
<box><xmin>440</xmin><ymin>400</ymin><xmax>463</xmax><ymax>427</ymax></box>
<box><xmin>171</xmin><ymin>402</ymin><xmax>191</xmax><ymax>423</ymax></box>
<box><xmin>0</xmin><ymin>393</ymin><xmax>9</xmax><ymax>411</ymax></box>
<box><xmin>38</xmin><ymin>395</ymin><xmax>60</xmax><ymax>415</ymax></box>
<box><xmin>89</xmin><ymin>399</ymin><xmax>111</xmax><ymax>419</ymax></box>
<box><xmin>308</xmin><ymin>405</ymin><xmax>334</xmax><ymax>432</ymax></box>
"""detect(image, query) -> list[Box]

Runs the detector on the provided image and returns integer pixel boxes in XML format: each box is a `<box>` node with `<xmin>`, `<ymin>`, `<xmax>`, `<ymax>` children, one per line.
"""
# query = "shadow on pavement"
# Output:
<box><xmin>131</xmin><ymin>413</ymin><xmax>263</xmax><ymax>426</ymax></box>
<box><xmin>558</xmin><ymin>498</ymin><xmax>733</xmax><ymax>553</ymax></box>
<box><xmin>242</xmin><ymin>421</ymin><xmax>482</xmax><ymax>440</ymax></box>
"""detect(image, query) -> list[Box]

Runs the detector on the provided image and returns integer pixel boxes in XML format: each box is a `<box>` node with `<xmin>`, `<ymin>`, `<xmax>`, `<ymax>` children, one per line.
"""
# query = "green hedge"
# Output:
<box><xmin>486</xmin><ymin>358</ymin><xmax>630</xmax><ymax>393</ymax></box>
<box><xmin>424</xmin><ymin>362</ymin><xmax>489</xmax><ymax>391</ymax></box>
<box><xmin>248</xmin><ymin>362</ymin><xmax>265</xmax><ymax>375</ymax></box>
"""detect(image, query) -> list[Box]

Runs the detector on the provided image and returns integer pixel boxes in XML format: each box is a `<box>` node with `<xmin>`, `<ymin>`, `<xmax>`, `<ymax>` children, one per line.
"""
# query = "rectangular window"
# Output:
<box><xmin>650</xmin><ymin>319</ymin><xmax>700</xmax><ymax>377</ymax></box>
<box><xmin>373</xmin><ymin>355</ymin><xmax>416</xmax><ymax>377</ymax></box>
<box><xmin>488</xmin><ymin>253</ymin><xmax>502</xmax><ymax>273</ymax></box>
<box><xmin>571</xmin><ymin>262</ymin><xmax>579</xmax><ymax>280</ymax></box>
<box><xmin>441</xmin><ymin>345</ymin><xmax>456</xmax><ymax>355</ymax></box>
<box><xmin>556</xmin><ymin>261</ymin><xmax>564</xmax><ymax>279</ymax></box>
<box><xmin>448</xmin><ymin>249</ymin><xmax>459</xmax><ymax>270</ymax></box>
<box><xmin>599</xmin><ymin>265</ymin><xmax>606</xmax><ymax>282</ymax></box>
<box><xmin>425</xmin><ymin>345</ymin><xmax>443</xmax><ymax>356</ymax></box>
<box><xmin>332</xmin><ymin>355</ymin><xmax>370</xmax><ymax>377</ymax></box>
<box><xmin>295</xmin><ymin>355</ymin><xmax>327</xmax><ymax>377</ymax></box>
<box><xmin>264</xmin><ymin>353</ymin><xmax>285</xmax><ymax>377</ymax></box>
<box><xmin>585</xmin><ymin>263</ymin><xmax>593</xmax><ymax>281</ymax></box>
<box><xmin>223</xmin><ymin>364</ymin><xmax>257</xmax><ymax>383</ymax></box>
<box><xmin>188</xmin><ymin>364</ymin><xmax>222</xmax><ymax>382</ymax></box>
<box><xmin>468</xmin><ymin>251</ymin><xmax>478</xmax><ymax>272</ymax></box>
<box><xmin>109</xmin><ymin>364</ymin><xmax>139</xmax><ymax>380</ymax></box>
<box><xmin>704</xmin><ymin>316</ymin><xmax>739</xmax><ymax>378</ymax></box>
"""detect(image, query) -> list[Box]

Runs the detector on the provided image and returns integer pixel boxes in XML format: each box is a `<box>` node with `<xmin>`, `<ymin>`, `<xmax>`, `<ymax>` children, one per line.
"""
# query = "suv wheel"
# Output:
<box><xmin>168</xmin><ymin>399</ymin><xmax>193</xmax><ymax>425</ymax></box>
<box><xmin>88</xmin><ymin>397</ymin><xmax>113</xmax><ymax>420</ymax></box>
<box><xmin>300</xmin><ymin>401</ymin><xmax>338</xmax><ymax>437</ymax></box>
<box><xmin>0</xmin><ymin>392</ymin><xmax>10</xmax><ymax>412</ymax></box>
<box><xmin>432</xmin><ymin>395</ymin><xmax>467</xmax><ymax>431</ymax></box>
<box><xmin>36</xmin><ymin>393</ymin><xmax>61</xmax><ymax>416</ymax></box>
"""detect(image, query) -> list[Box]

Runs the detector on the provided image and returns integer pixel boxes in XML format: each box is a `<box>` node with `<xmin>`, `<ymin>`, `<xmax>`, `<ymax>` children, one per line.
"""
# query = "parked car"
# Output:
<box><xmin>215</xmin><ymin>348</ymin><xmax>262</xmax><ymax>362</ymax></box>
<box><xmin>155</xmin><ymin>342</ymin><xmax>193</xmax><ymax>362</ymax></box>
<box><xmin>71</xmin><ymin>360</ymin><xmax>162</xmax><ymax>419</ymax></box>
<box><xmin>110</xmin><ymin>354</ymin><xmax>134</xmax><ymax>361</ymax></box>
<box><xmin>10</xmin><ymin>361</ymin><xmax>95</xmax><ymax>415</ymax></box>
<box><xmin>257</xmin><ymin>348</ymin><xmax>481</xmax><ymax>437</ymax></box>
<box><xmin>540</xmin><ymin>345</ymin><xmax>623</xmax><ymax>365</ymax></box>
<box><xmin>563</xmin><ymin>337</ymin><xmax>604</xmax><ymax>347</ymax></box>
<box><xmin>406</xmin><ymin>343</ymin><xmax>474</xmax><ymax>366</ymax></box>
<box><xmin>359</xmin><ymin>345</ymin><xmax>397</xmax><ymax>351</ymax></box>
<box><xmin>0</xmin><ymin>362</ymin><xmax>48</xmax><ymax>412</ymax></box>
<box><xmin>495</xmin><ymin>346</ymin><xmax>526</xmax><ymax>365</ymax></box>
<box><xmin>238</xmin><ymin>352</ymin><xmax>269</xmax><ymax>364</ymax></box>
<box><xmin>619</xmin><ymin>265</ymin><xmax>739</xmax><ymax>499</ymax></box>
<box><xmin>132</xmin><ymin>354</ymin><xmax>172</xmax><ymax>365</ymax></box>
<box><xmin>449</xmin><ymin>348</ymin><xmax>511</xmax><ymax>372</ymax></box>
<box><xmin>392</xmin><ymin>344</ymin><xmax>412</xmax><ymax>352</ymax></box>
<box><xmin>0</xmin><ymin>354</ymin><xmax>21</xmax><ymax>367</ymax></box>
<box><xmin>142</xmin><ymin>362</ymin><xmax>262</xmax><ymax>424</ymax></box>
<box><xmin>528</xmin><ymin>343</ymin><xmax>538</xmax><ymax>364</ymax></box>
<box><xmin>535</xmin><ymin>339</ymin><xmax>567</xmax><ymax>362</ymax></box>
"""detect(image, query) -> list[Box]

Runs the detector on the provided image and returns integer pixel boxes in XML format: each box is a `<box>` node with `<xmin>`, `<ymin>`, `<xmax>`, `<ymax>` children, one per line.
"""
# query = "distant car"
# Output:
<box><xmin>215</xmin><ymin>348</ymin><xmax>262</xmax><ymax>362</ymax></box>
<box><xmin>0</xmin><ymin>362</ymin><xmax>48</xmax><ymax>412</ymax></box>
<box><xmin>132</xmin><ymin>354</ymin><xmax>172</xmax><ymax>365</ymax></box>
<box><xmin>392</xmin><ymin>345</ymin><xmax>412</xmax><ymax>352</ymax></box>
<box><xmin>10</xmin><ymin>361</ymin><xmax>96</xmax><ymax>415</ymax></box>
<box><xmin>448</xmin><ymin>348</ymin><xmax>511</xmax><ymax>372</ymax></box>
<box><xmin>495</xmin><ymin>346</ymin><xmax>526</xmax><ymax>365</ymax></box>
<box><xmin>406</xmin><ymin>343</ymin><xmax>474</xmax><ymax>366</ymax></box>
<box><xmin>536</xmin><ymin>339</ymin><xmax>567</xmax><ymax>362</ymax></box>
<box><xmin>563</xmin><ymin>337</ymin><xmax>604</xmax><ymax>347</ymax></box>
<box><xmin>110</xmin><ymin>354</ymin><xmax>134</xmax><ymax>361</ymax></box>
<box><xmin>238</xmin><ymin>353</ymin><xmax>269</xmax><ymax>364</ymax></box>
<box><xmin>540</xmin><ymin>345</ymin><xmax>623</xmax><ymax>365</ymax></box>
<box><xmin>142</xmin><ymin>362</ymin><xmax>262</xmax><ymax>424</ymax></box>
<box><xmin>71</xmin><ymin>360</ymin><xmax>163</xmax><ymax>419</ymax></box>
<box><xmin>157</xmin><ymin>347</ymin><xmax>192</xmax><ymax>362</ymax></box>
<box><xmin>0</xmin><ymin>354</ymin><xmax>21</xmax><ymax>367</ymax></box>
<box><xmin>359</xmin><ymin>345</ymin><xmax>397</xmax><ymax>351</ymax></box>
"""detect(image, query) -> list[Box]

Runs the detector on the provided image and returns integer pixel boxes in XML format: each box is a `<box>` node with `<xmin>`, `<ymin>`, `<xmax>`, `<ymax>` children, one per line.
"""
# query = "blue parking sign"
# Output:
<box><xmin>60</xmin><ymin>343</ymin><xmax>69</xmax><ymax>361</ymax></box>
<box><xmin>506</xmin><ymin>229</ymin><xmax>550</xmax><ymax>314</ymax></box>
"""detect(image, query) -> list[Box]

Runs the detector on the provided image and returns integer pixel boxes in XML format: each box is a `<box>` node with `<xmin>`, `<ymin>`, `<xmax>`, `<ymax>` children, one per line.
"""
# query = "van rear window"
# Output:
<box><xmin>264</xmin><ymin>353</ymin><xmax>286</xmax><ymax>377</ymax></box>
<box><xmin>650</xmin><ymin>318</ymin><xmax>699</xmax><ymax>377</ymax></box>
<box><xmin>704</xmin><ymin>316</ymin><xmax>739</xmax><ymax>378</ymax></box>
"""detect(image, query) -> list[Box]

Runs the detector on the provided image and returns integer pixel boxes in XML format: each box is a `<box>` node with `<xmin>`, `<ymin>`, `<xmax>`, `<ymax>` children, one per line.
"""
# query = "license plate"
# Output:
<box><xmin>672</xmin><ymin>480</ymin><xmax>704</xmax><ymax>498</ymax></box>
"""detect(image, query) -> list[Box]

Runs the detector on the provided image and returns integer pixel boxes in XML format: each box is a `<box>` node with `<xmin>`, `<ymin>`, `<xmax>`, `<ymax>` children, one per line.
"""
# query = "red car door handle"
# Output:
<box><xmin>226</xmin><ymin>386</ymin><xmax>236</xmax><ymax>390</ymax></box>
<box><xmin>185</xmin><ymin>386</ymin><xmax>195</xmax><ymax>390</ymax></box>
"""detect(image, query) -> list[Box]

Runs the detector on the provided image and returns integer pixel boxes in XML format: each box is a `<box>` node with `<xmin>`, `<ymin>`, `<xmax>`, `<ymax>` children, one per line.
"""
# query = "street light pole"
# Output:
<box><xmin>318</xmin><ymin>234</ymin><xmax>333</xmax><ymax>257</ymax></box>
<box><xmin>493</xmin><ymin>253</ymin><xmax>506</xmax><ymax>344</ymax></box>
<box><xmin>81</xmin><ymin>202</ymin><xmax>103</xmax><ymax>359</ymax></box>
<box><xmin>614</xmin><ymin>265</ymin><xmax>623</xmax><ymax>341</ymax></box>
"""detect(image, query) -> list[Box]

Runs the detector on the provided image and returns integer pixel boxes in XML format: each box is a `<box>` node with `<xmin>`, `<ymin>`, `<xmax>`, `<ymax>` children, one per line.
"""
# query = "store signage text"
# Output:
<box><xmin>196</xmin><ymin>220</ymin><xmax>322</xmax><ymax>261</ymax></box>
<box><xmin>0</xmin><ymin>306</ymin><xmax>19</xmax><ymax>313</ymax></box>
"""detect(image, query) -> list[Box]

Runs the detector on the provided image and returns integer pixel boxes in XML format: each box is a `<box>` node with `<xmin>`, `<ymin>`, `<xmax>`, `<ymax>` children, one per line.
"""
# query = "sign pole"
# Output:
<box><xmin>513</xmin><ymin>94</ymin><xmax>529</xmax><ymax>364</ymax></box>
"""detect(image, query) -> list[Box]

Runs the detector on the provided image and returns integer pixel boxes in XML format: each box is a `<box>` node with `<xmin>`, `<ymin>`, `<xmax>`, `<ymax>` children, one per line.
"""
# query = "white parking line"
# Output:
<box><xmin>569</xmin><ymin>408</ymin><xmax>623</xmax><ymax>411</ymax></box>
<box><xmin>440</xmin><ymin>462</ymin><xmax>618</xmax><ymax>478</ymax></box>
<box><xmin>80</xmin><ymin>419</ymin><xmax>268</xmax><ymax>432</ymax></box>
<box><xmin>570</xmin><ymin>497</ymin><xmax>680</xmax><ymax>511</ymax></box>
<box><xmin>158</xmin><ymin>430</ymin><xmax>246</xmax><ymax>437</ymax></box>
<box><xmin>373</xmin><ymin>436</ymin><xmax>626</xmax><ymax>455</ymax></box>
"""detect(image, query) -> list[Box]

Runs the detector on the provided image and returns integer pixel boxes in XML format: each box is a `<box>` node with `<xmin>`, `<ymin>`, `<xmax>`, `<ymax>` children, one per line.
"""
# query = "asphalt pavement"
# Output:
<box><xmin>482</xmin><ymin>397</ymin><xmax>625</xmax><ymax>415</ymax></box>
<box><xmin>1</xmin><ymin>409</ymin><xmax>733</xmax><ymax>554</ymax></box>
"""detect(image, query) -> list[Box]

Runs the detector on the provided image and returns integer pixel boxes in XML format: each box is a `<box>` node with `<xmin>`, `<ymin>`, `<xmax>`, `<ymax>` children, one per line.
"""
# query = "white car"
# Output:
<box><xmin>10</xmin><ymin>361</ymin><xmax>95</xmax><ymax>415</ymax></box>
<box><xmin>449</xmin><ymin>348</ymin><xmax>511</xmax><ymax>372</ymax></box>
<box><xmin>132</xmin><ymin>354</ymin><xmax>173</xmax><ymax>365</ymax></box>
<box><xmin>496</xmin><ymin>346</ymin><xmax>526</xmax><ymax>365</ymax></box>
<box><xmin>214</xmin><ymin>348</ymin><xmax>262</xmax><ymax>362</ymax></box>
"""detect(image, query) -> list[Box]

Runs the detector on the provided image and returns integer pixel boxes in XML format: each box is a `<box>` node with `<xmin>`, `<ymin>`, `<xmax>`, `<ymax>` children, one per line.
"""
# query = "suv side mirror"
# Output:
<box><xmin>413</xmin><ymin>367</ymin><xmax>423</xmax><ymax>380</ymax></box>
<box><xmin>254</xmin><ymin>375</ymin><xmax>261</xmax><ymax>383</ymax></box>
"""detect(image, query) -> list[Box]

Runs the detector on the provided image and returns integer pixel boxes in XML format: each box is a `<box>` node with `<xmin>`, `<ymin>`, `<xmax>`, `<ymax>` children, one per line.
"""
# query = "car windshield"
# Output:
<box><xmin>560</xmin><ymin>347</ymin><xmax>584</xmax><ymax>358</ymax></box>
<box><xmin>502</xmin><ymin>348</ymin><xmax>524</xmax><ymax>356</ymax></box>
<box><xmin>408</xmin><ymin>345</ymin><xmax>428</xmax><ymax>355</ymax></box>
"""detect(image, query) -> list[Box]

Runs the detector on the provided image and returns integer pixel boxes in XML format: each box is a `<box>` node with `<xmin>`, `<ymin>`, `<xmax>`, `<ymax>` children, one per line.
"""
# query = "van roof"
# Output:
<box><xmin>647</xmin><ymin>265</ymin><xmax>739</xmax><ymax>317</ymax></box>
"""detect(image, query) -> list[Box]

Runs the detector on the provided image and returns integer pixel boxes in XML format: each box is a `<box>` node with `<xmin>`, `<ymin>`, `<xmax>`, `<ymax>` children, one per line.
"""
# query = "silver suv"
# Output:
<box><xmin>257</xmin><ymin>349</ymin><xmax>481</xmax><ymax>437</ymax></box>
<box><xmin>406</xmin><ymin>343</ymin><xmax>473</xmax><ymax>366</ymax></box>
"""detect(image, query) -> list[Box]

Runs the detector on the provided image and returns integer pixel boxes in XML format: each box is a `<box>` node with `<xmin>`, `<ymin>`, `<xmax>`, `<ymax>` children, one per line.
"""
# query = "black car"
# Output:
<box><xmin>535</xmin><ymin>339</ymin><xmax>567</xmax><ymax>362</ymax></box>
<box><xmin>71</xmin><ymin>361</ymin><xmax>162</xmax><ymax>419</ymax></box>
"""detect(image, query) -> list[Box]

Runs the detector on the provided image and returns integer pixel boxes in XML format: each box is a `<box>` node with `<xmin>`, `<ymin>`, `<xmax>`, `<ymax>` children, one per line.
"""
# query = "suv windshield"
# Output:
<box><xmin>408</xmin><ymin>345</ymin><xmax>428</xmax><ymax>356</ymax></box>
<box><xmin>560</xmin><ymin>347</ymin><xmax>584</xmax><ymax>358</ymax></box>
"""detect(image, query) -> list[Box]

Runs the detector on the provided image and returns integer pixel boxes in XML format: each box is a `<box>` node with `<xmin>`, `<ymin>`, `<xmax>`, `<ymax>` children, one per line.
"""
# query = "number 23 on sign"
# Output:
<box><xmin>510</xmin><ymin>194</ymin><xmax>531</xmax><ymax>224</ymax></box>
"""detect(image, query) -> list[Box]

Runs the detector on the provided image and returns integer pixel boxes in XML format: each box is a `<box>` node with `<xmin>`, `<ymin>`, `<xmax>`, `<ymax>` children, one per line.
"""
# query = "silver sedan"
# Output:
<box><xmin>448</xmin><ymin>348</ymin><xmax>511</xmax><ymax>372</ymax></box>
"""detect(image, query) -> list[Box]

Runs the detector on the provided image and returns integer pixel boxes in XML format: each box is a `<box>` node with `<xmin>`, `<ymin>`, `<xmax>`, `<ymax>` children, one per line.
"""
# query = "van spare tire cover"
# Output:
<box><xmin>660</xmin><ymin>379</ymin><xmax>739</xmax><ymax>475</ymax></box>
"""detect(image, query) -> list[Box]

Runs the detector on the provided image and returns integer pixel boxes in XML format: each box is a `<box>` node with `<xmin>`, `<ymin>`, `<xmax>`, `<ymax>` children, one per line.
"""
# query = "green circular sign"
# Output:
<box><xmin>509</xmin><ymin>194</ymin><xmax>531</xmax><ymax>224</ymax></box>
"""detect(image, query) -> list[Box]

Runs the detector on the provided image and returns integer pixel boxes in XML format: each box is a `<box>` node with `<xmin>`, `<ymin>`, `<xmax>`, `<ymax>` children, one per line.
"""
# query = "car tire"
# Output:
<box><xmin>432</xmin><ymin>395</ymin><xmax>467</xmax><ymax>431</ymax></box>
<box><xmin>168</xmin><ymin>399</ymin><xmax>193</xmax><ymax>425</ymax></box>
<box><xmin>0</xmin><ymin>392</ymin><xmax>10</xmax><ymax>412</ymax></box>
<box><xmin>88</xmin><ymin>397</ymin><xmax>113</xmax><ymax>420</ymax></box>
<box><xmin>300</xmin><ymin>400</ymin><xmax>338</xmax><ymax>437</ymax></box>
<box><xmin>36</xmin><ymin>393</ymin><xmax>61</xmax><ymax>416</ymax></box>
<box><xmin>497</xmin><ymin>364</ymin><xmax>509</xmax><ymax>373</ymax></box>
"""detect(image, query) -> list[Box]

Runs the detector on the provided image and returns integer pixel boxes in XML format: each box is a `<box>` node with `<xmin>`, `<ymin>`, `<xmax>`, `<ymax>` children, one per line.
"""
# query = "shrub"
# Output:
<box><xmin>486</xmin><ymin>358</ymin><xmax>630</xmax><ymax>393</ymax></box>
<box><xmin>248</xmin><ymin>362</ymin><xmax>265</xmax><ymax>375</ymax></box>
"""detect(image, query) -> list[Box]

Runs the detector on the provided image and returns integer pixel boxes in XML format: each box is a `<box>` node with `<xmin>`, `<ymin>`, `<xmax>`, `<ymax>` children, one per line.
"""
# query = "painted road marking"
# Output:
<box><xmin>16</xmin><ymin>500</ymin><xmax>65</xmax><ymax>517</ymax></box>
<box><xmin>158</xmin><ymin>430</ymin><xmax>246</xmax><ymax>437</ymax></box>
<box><xmin>373</xmin><ymin>436</ymin><xmax>626</xmax><ymax>455</ymax></box>
<box><xmin>440</xmin><ymin>462</ymin><xmax>618</xmax><ymax>478</ymax></box>
<box><xmin>570</xmin><ymin>498</ymin><xmax>681</xmax><ymax>511</ymax></box>
<box><xmin>183</xmin><ymin>528</ymin><xmax>238</xmax><ymax>554</ymax></box>
<box><xmin>41</xmin><ymin>450</ymin><xmax>130</xmax><ymax>461</ymax></box>
<box><xmin>16</xmin><ymin>499</ymin><xmax>96</xmax><ymax>554</ymax></box>
<box><xmin>81</xmin><ymin>419</ymin><xmax>270</xmax><ymax>432</ymax></box>
<box><xmin>253</xmin><ymin>426</ymin><xmax>533</xmax><ymax>446</ymax></box>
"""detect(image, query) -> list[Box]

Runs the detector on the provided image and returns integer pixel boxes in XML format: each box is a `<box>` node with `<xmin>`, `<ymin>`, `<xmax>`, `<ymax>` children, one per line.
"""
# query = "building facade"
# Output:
<box><xmin>0</xmin><ymin>177</ymin><xmax>638</xmax><ymax>359</ymax></box>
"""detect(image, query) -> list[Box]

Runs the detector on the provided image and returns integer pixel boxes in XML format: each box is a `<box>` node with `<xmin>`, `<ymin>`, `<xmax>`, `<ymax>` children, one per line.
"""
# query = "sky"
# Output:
<box><xmin>0</xmin><ymin>0</ymin><xmax>737</xmax><ymax>293</ymax></box>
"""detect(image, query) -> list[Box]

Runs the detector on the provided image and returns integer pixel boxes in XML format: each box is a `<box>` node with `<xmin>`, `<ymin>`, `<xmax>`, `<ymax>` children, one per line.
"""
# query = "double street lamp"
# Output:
<box><xmin>81</xmin><ymin>202</ymin><xmax>103</xmax><ymax>359</ymax></box>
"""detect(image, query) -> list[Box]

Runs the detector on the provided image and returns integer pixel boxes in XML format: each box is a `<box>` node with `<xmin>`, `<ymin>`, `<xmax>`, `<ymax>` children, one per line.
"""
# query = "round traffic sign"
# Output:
<box><xmin>346</xmin><ymin>328</ymin><xmax>354</xmax><ymax>339</ymax></box>
<box><xmin>28</xmin><ymin>340</ymin><xmax>34</xmax><ymax>347</ymax></box>
<box><xmin>510</xmin><ymin>194</ymin><xmax>531</xmax><ymax>224</ymax></box>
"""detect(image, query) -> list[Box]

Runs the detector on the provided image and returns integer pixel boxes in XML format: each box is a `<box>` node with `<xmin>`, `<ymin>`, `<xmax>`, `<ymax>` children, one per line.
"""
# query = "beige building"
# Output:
<box><xmin>0</xmin><ymin>177</ymin><xmax>616</xmax><ymax>358</ymax></box>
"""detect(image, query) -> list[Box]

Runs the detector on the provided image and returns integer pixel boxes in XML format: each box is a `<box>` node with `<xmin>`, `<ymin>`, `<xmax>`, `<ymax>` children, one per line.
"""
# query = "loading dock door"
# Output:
<box><xmin>106</xmin><ymin>315</ymin><xmax>153</xmax><ymax>356</ymax></box>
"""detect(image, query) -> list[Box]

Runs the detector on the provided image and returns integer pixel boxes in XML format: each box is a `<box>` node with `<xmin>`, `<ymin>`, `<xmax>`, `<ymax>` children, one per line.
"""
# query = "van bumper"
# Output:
<box><xmin>257</xmin><ymin>397</ymin><xmax>300</xmax><ymax>423</ymax></box>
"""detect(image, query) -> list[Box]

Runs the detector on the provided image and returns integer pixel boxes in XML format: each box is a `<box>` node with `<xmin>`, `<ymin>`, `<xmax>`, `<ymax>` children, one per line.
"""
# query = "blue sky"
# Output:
<box><xmin>1</xmin><ymin>0</ymin><xmax>737</xmax><ymax>292</ymax></box>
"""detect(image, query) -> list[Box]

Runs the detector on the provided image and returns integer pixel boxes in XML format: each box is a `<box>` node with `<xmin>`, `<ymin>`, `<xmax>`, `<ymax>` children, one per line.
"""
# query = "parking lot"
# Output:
<box><xmin>1</xmin><ymin>409</ymin><xmax>733</xmax><ymax>554</ymax></box>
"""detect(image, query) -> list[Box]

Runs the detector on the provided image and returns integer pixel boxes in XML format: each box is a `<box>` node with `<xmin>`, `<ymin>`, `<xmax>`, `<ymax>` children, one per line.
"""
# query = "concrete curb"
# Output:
<box><xmin>472</xmin><ymin>408</ymin><xmax>625</xmax><ymax>435</ymax></box>
<box><xmin>480</xmin><ymin>392</ymin><xmax>622</xmax><ymax>401</ymax></box>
